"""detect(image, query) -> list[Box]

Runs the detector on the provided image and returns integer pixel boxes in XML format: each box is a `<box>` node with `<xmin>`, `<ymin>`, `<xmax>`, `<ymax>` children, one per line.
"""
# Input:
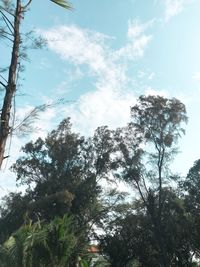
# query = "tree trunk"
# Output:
<box><xmin>152</xmin><ymin>213</ymin><xmax>169</xmax><ymax>267</ymax></box>
<box><xmin>147</xmin><ymin>200</ymin><xmax>169</xmax><ymax>267</ymax></box>
<box><xmin>0</xmin><ymin>0</ymin><xmax>21</xmax><ymax>168</ymax></box>
<box><xmin>156</xmin><ymin>226</ymin><xmax>169</xmax><ymax>267</ymax></box>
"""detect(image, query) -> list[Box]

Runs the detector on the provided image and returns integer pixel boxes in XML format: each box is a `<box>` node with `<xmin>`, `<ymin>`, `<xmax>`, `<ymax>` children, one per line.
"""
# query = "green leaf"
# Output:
<box><xmin>80</xmin><ymin>259</ymin><xmax>90</xmax><ymax>267</ymax></box>
<box><xmin>50</xmin><ymin>0</ymin><xmax>73</xmax><ymax>9</ymax></box>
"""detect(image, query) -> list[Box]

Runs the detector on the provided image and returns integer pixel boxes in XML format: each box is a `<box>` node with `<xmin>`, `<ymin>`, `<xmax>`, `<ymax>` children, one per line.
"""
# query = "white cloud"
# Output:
<box><xmin>42</xmin><ymin>25</ymin><xmax>112</xmax><ymax>81</ymax></box>
<box><xmin>137</xmin><ymin>70</ymin><xmax>155</xmax><ymax>81</ymax></box>
<box><xmin>144</xmin><ymin>86</ymin><xmax>169</xmax><ymax>97</ymax></box>
<box><xmin>148</xmin><ymin>72</ymin><xmax>155</xmax><ymax>80</ymax></box>
<box><xmin>41</xmin><ymin>20</ymin><xmax>152</xmax><ymax>88</ymax></box>
<box><xmin>192</xmin><ymin>72</ymin><xmax>200</xmax><ymax>81</ymax></box>
<box><xmin>127</xmin><ymin>19</ymin><xmax>154</xmax><ymax>39</ymax></box>
<box><xmin>114</xmin><ymin>19</ymin><xmax>153</xmax><ymax>61</ymax></box>
<box><xmin>63</xmin><ymin>87</ymin><xmax>136</xmax><ymax>136</ymax></box>
<box><xmin>39</xmin><ymin>20</ymin><xmax>153</xmax><ymax>134</ymax></box>
<box><xmin>0</xmin><ymin>20</ymin><xmax>153</xmax><ymax>193</ymax></box>
<box><xmin>164</xmin><ymin>0</ymin><xmax>192</xmax><ymax>21</ymax></box>
<box><xmin>128</xmin><ymin>19</ymin><xmax>149</xmax><ymax>39</ymax></box>
<box><xmin>115</xmin><ymin>35</ymin><xmax>152</xmax><ymax>60</ymax></box>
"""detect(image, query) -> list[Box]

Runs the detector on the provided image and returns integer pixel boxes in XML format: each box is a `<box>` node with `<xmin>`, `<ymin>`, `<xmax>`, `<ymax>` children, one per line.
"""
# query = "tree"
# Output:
<box><xmin>10</xmin><ymin>119</ymin><xmax>101</xmax><ymax>221</ymax></box>
<box><xmin>113</xmin><ymin>95</ymin><xmax>187</xmax><ymax>267</ymax></box>
<box><xmin>0</xmin><ymin>0</ymin><xmax>72</xmax><ymax>168</ymax></box>
<box><xmin>100</xmin><ymin>189</ymin><xmax>196</xmax><ymax>267</ymax></box>
<box><xmin>0</xmin><ymin>95</ymin><xmax>191</xmax><ymax>266</ymax></box>
<box><xmin>0</xmin><ymin>118</ymin><xmax>118</xmax><ymax>265</ymax></box>
<box><xmin>180</xmin><ymin>159</ymin><xmax>200</xmax><ymax>258</ymax></box>
<box><xmin>100</xmin><ymin>212</ymin><xmax>158</xmax><ymax>267</ymax></box>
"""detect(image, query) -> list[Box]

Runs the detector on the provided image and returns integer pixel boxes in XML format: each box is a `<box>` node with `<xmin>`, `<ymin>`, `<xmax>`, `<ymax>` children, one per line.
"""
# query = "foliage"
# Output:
<box><xmin>50</xmin><ymin>0</ymin><xmax>73</xmax><ymax>9</ymax></box>
<box><xmin>110</xmin><ymin>95</ymin><xmax>187</xmax><ymax>267</ymax></box>
<box><xmin>100</xmin><ymin>189</ymin><xmax>196</xmax><ymax>267</ymax></box>
<box><xmin>0</xmin><ymin>215</ymin><xmax>76</xmax><ymax>267</ymax></box>
<box><xmin>0</xmin><ymin>118</ymin><xmax>118</xmax><ymax>265</ymax></box>
<box><xmin>1</xmin><ymin>95</ymin><xmax>200</xmax><ymax>266</ymax></box>
<box><xmin>180</xmin><ymin>159</ymin><xmax>200</xmax><ymax>258</ymax></box>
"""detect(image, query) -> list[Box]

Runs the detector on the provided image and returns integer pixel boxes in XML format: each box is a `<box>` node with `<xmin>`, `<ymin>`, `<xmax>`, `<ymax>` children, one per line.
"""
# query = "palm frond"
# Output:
<box><xmin>50</xmin><ymin>0</ymin><xmax>73</xmax><ymax>9</ymax></box>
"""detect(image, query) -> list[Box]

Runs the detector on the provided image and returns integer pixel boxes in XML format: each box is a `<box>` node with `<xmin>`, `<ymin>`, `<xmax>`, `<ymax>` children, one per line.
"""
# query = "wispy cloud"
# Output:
<box><xmin>40</xmin><ymin>20</ymin><xmax>153</xmax><ymax>134</ymax></box>
<box><xmin>63</xmin><ymin>87</ymin><xmax>137</xmax><ymax>136</ymax></box>
<box><xmin>0</xmin><ymin>20</ymin><xmax>153</xmax><ymax>193</ymax></box>
<box><xmin>41</xmin><ymin>26</ymin><xmax>114</xmax><ymax>84</ymax></box>
<box><xmin>114</xmin><ymin>19</ymin><xmax>153</xmax><ymax>60</ymax></box>
<box><xmin>41</xmin><ymin>19</ymin><xmax>152</xmax><ymax>86</ymax></box>
<box><xmin>164</xmin><ymin>0</ymin><xmax>192</xmax><ymax>21</ymax></box>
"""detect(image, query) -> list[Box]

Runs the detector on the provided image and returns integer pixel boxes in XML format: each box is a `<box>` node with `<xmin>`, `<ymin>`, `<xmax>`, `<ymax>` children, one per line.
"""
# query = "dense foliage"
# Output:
<box><xmin>0</xmin><ymin>95</ymin><xmax>200</xmax><ymax>267</ymax></box>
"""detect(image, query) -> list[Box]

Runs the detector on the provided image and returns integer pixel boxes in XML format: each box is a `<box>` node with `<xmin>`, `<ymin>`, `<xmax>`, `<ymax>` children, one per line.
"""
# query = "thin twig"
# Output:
<box><xmin>0</xmin><ymin>6</ymin><xmax>15</xmax><ymax>17</ymax></box>
<box><xmin>0</xmin><ymin>10</ymin><xmax>14</xmax><ymax>32</ymax></box>
<box><xmin>22</xmin><ymin>0</ymin><xmax>32</xmax><ymax>10</ymax></box>
<box><xmin>0</xmin><ymin>29</ymin><xmax>13</xmax><ymax>36</ymax></box>
<box><xmin>1</xmin><ymin>17</ymin><xmax>14</xmax><ymax>35</ymax></box>
<box><xmin>0</xmin><ymin>81</ymin><xmax>6</xmax><ymax>88</ymax></box>
<box><xmin>0</xmin><ymin>32</ymin><xmax>13</xmax><ymax>42</ymax></box>
<box><xmin>0</xmin><ymin>74</ymin><xmax>8</xmax><ymax>83</ymax></box>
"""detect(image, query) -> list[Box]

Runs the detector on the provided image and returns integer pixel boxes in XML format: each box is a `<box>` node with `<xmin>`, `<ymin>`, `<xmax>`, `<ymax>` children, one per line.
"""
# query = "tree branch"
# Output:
<box><xmin>0</xmin><ymin>32</ymin><xmax>13</xmax><ymax>42</ymax></box>
<box><xmin>0</xmin><ymin>6</ymin><xmax>15</xmax><ymax>17</ymax></box>
<box><xmin>0</xmin><ymin>74</ymin><xmax>8</xmax><ymax>84</ymax></box>
<box><xmin>22</xmin><ymin>0</ymin><xmax>32</xmax><ymax>10</ymax></box>
<box><xmin>0</xmin><ymin>10</ymin><xmax>14</xmax><ymax>32</ymax></box>
<box><xmin>0</xmin><ymin>81</ymin><xmax>7</xmax><ymax>89</ymax></box>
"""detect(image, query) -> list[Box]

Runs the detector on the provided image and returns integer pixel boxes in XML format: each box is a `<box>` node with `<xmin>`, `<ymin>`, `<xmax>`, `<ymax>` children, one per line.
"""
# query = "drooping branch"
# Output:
<box><xmin>0</xmin><ymin>6</ymin><xmax>15</xmax><ymax>17</ymax></box>
<box><xmin>0</xmin><ymin>10</ymin><xmax>14</xmax><ymax>33</ymax></box>
<box><xmin>0</xmin><ymin>32</ymin><xmax>13</xmax><ymax>41</ymax></box>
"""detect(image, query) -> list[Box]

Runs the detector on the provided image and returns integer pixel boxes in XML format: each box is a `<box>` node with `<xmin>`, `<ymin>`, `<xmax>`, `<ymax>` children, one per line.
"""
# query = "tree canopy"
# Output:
<box><xmin>0</xmin><ymin>95</ymin><xmax>200</xmax><ymax>266</ymax></box>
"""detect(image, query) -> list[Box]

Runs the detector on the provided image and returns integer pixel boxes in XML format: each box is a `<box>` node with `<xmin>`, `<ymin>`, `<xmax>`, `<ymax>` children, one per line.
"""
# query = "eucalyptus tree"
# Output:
<box><xmin>0</xmin><ymin>0</ymin><xmax>72</xmax><ymax>168</ymax></box>
<box><xmin>0</xmin><ymin>118</ymin><xmax>118</xmax><ymax>265</ymax></box>
<box><xmin>0</xmin><ymin>118</ymin><xmax>119</xmax><ymax>254</ymax></box>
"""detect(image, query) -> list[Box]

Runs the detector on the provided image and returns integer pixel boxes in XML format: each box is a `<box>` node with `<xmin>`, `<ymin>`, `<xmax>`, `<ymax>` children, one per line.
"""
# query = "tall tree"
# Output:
<box><xmin>0</xmin><ymin>0</ymin><xmax>72</xmax><ymax>168</ymax></box>
<box><xmin>114</xmin><ymin>95</ymin><xmax>187</xmax><ymax>267</ymax></box>
<box><xmin>0</xmin><ymin>118</ymin><xmax>118</xmax><ymax>265</ymax></box>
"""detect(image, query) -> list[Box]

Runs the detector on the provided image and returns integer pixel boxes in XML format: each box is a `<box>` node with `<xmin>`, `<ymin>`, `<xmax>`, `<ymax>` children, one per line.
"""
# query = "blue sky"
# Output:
<box><xmin>1</xmin><ymin>0</ymin><xmax>200</xmax><ymax>194</ymax></box>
